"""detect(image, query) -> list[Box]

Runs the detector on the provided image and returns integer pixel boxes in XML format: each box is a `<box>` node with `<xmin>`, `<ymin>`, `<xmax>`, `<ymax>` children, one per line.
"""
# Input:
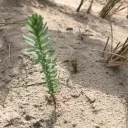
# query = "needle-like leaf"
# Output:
<box><xmin>24</xmin><ymin>14</ymin><xmax>59</xmax><ymax>105</ymax></box>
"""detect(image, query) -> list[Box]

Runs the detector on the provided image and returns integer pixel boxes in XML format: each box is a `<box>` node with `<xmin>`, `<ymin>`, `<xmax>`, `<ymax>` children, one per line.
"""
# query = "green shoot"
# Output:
<box><xmin>24</xmin><ymin>13</ymin><xmax>59</xmax><ymax>108</ymax></box>
<box><xmin>71</xmin><ymin>58</ymin><xmax>78</xmax><ymax>73</ymax></box>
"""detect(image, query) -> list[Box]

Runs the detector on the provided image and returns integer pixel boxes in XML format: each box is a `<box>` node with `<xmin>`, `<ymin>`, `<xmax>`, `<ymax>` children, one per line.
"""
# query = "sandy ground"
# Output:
<box><xmin>0</xmin><ymin>0</ymin><xmax>128</xmax><ymax>128</ymax></box>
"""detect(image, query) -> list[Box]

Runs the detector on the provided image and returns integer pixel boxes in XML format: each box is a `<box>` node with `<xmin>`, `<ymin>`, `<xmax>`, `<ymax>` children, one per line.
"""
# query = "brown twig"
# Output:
<box><xmin>106</xmin><ymin>37</ymin><xmax>128</xmax><ymax>67</ymax></box>
<box><xmin>76</xmin><ymin>0</ymin><xmax>85</xmax><ymax>12</ymax></box>
<box><xmin>127</xmin><ymin>2</ymin><xmax>128</xmax><ymax>19</ymax></box>
<box><xmin>87</xmin><ymin>48</ymin><xmax>128</xmax><ymax>59</ymax></box>
<box><xmin>102</xmin><ymin>37</ymin><xmax>110</xmax><ymax>57</ymax></box>
<box><xmin>115</xmin><ymin>38</ymin><xmax>128</xmax><ymax>51</ymax></box>
<box><xmin>122</xmin><ymin>37</ymin><xmax>128</xmax><ymax>48</ymax></box>
<box><xmin>113</xmin><ymin>42</ymin><xmax>121</xmax><ymax>52</ymax></box>
<box><xmin>0</xmin><ymin>19</ymin><xmax>27</xmax><ymax>27</ymax></box>
<box><xmin>100</xmin><ymin>0</ymin><xmax>121</xmax><ymax>18</ymax></box>
<box><xmin>10</xmin><ymin>82</ymin><xmax>46</xmax><ymax>89</ymax></box>
<box><xmin>109</xmin><ymin>15</ymin><xmax>113</xmax><ymax>52</ymax></box>
<box><xmin>117</xmin><ymin>5</ymin><xmax>127</xmax><ymax>12</ymax></box>
<box><xmin>86</xmin><ymin>0</ymin><xmax>94</xmax><ymax>14</ymax></box>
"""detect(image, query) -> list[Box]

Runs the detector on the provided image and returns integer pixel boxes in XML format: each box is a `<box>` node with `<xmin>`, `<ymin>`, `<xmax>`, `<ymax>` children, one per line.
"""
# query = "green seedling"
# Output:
<box><xmin>24</xmin><ymin>13</ymin><xmax>59</xmax><ymax>108</ymax></box>
<box><xmin>71</xmin><ymin>58</ymin><xmax>78</xmax><ymax>73</ymax></box>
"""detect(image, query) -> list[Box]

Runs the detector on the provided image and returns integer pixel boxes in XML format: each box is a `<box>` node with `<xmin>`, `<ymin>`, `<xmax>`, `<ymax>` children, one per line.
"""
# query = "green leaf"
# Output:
<box><xmin>40</xmin><ymin>39</ymin><xmax>50</xmax><ymax>48</ymax></box>
<box><xmin>39</xmin><ymin>24</ymin><xmax>48</xmax><ymax>37</ymax></box>
<box><xmin>40</xmin><ymin>34</ymin><xmax>49</xmax><ymax>42</ymax></box>
<box><xmin>48</xmin><ymin>54</ymin><xmax>56</xmax><ymax>61</ymax></box>
<box><xmin>24</xmin><ymin>50</ymin><xmax>37</xmax><ymax>57</ymax></box>
<box><xmin>27</xmin><ymin>18</ymin><xmax>33</xmax><ymax>27</ymax></box>
<box><xmin>41</xmin><ymin>41</ymin><xmax>49</xmax><ymax>48</ymax></box>
<box><xmin>34</xmin><ymin>13</ymin><xmax>38</xmax><ymax>20</ymax></box>
<box><xmin>48</xmin><ymin>63</ymin><xmax>55</xmax><ymax>67</ymax></box>
<box><xmin>37</xmin><ymin>15</ymin><xmax>42</xmax><ymax>26</ymax></box>
<box><xmin>32</xmin><ymin>57</ymin><xmax>41</xmax><ymax>65</ymax></box>
<box><xmin>53</xmin><ymin>87</ymin><xmax>59</xmax><ymax>93</ymax></box>
<box><xmin>50</xmin><ymin>73</ymin><xmax>57</xmax><ymax>77</ymax></box>
<box><xmin>26</xmin><ymin>48</ymin><xmax>35</xmax><ymax>53</ymax></box>
<box><xmin>48</xmin><ymin>68</ymin><xmax>56</xmax><ymax>73</ymax></box>
<box><xmin>29</xmin><ymin>16</ymin><xmax>35</xmax><ymax>24</ymax></box>
<box><xmin>26</xmin><ymin>24</ymin><xmax>35</xmax><ymax>34</ymax></box>
<box><xmin>43</xmin><ymin>48</ymin><xmax>50</xmax><ymax>54</ymax></box>
<box><xmin>24</xmin><ymin>35</ymin><xmax>36</xmax><ymax>46</ymax></box>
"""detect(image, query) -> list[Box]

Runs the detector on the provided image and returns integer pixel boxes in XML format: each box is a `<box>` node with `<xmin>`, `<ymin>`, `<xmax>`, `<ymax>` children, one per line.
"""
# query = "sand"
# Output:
<box><xmin>0</xmin><ymin>0</ymin><xmax>128</xmax><ymax>128</ymax></box>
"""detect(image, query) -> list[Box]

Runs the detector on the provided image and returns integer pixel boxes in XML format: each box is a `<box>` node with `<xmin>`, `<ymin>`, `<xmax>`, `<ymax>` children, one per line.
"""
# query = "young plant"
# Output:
<box><xmin>24</xmin><ymin>14</ymin><xmax>59</xmax><ymax>108</ymax></box>
<box><xmin>71</xmin><ymin>58</ymin><xmax>78</xmax><ymax>73</ymax></box>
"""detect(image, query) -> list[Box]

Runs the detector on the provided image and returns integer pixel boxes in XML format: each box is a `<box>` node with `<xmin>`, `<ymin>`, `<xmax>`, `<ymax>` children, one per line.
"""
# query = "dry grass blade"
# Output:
<box><xmin>107</xmin><ymin>37</ymin><xmax>128</xmax><ymax>67</ymax></box>
<box><xmin>113</xmin><ymin>42</ymin><xmax>121</xmax><ymax>52</ymax></box>
<box><xmin>109</xmin><ymin>15</ymin><xmax>113</xmax><ymax>52</ymax></box>
<box><xmin>86</xmin><ymin>0</ymin><xmax>94</xmax><ymax>14</ymax></box>
<box><xmin>100</xmin><ymin>0</ymin><xmax>127</xmax><ymax>18</ymax></box>
<box><xmin>127</xmin><ymin>2</ymin><xmax>128</xmax><ymax>18</ymax></box>
<box><xmin>76</xmin><ymin>0</ymin><xmax>86</xmax><ymax>12</ymax></box>
<box><xmin>88</xmin><ymin>48</ymin><xmax>127</xmax><ymax>59</ymax></box>
<box><xmin>102</xmin><ymin>37</ymin><xmax>110</xmax><ymax>57</ymax></box>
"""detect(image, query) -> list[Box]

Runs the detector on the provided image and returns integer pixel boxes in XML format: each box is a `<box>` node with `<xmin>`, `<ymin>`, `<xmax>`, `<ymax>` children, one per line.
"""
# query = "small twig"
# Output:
<box><xmin>107</xmin><ymin>15</ymin><xmax>113</xmax><ymax>62</ymax></box>
<box><xmin>109</xmin><ymin>15</ymin><xmax>113</xmax><ymax>52</ymax></box>
<box><xmin>87</xmin><ymin>48</ymin><xmax>128</xmax><ymax>59</ymax></box>
<box><xmin>85</xmin><ymin>94</ymin><xmax>95</xmax><ymax>104</ymax></box>
<box><xmin>53</xmin><ymin>96</ymin><xmax>57</xmax><ymax>110</ymax></box>
<box><xmin>110</xmin><ymin>38</ymin><xmax>128</xmax><ymax>62</ymax></box>
<box><xmin>113</xmin><ymin>42</ymin><xmax>121</xmax><ymax>52</ymax></box>
<box><xmin>0</xmin><ymin>19</ymin><xmax>27</xmax><ymax>24</ymax></box>
<box><xmin>127</xmin><ymin>2</ymin><xmax>128</xmax><ymax>19</ymax></box>
<box><xmin>0</xmin><ymin>19</ymin><xmax>27</xmax><ymax>27</ymax></box>
<box><xmin>114</xmin><ymin>37</ymin><xmax>128</xmax><ymax>50</ymax></box>
<box><xmin>82</xmin><ymin>33</ymin><xmax>93</xmax><ymax>36</ymax></box>
<box><xmin>102</xmin><ymin>36</ymin><xmax>110</xmax><ymax>57</ymax></box>
<box><xmin>107</xmin><ymin>61</ymin><xmax>128</xmax><ymax>67</ymax></box>
<box><xmin>0</xmin><ymin>22</ymin><xmax>22</xmax><ymax>25</ymax></box>
<box><xmin>76</xmin><ymin>0</ymin><xmax>85</xmax><ymax>12</ymax></box>
<box><xmin>122</xmin><ymin>37</ymin><xmax>128</xmax><ymax>48</ymax></box>
<box><xmin>10</xmin><ymin>82</ymin><xmax>46</xmax><ymax>89</ymax></box>
<box><xmin>110</xmin><ymin>4</ymin><xmax>123</xmax><ymax>16</ymax></box>
<box><xmin>117</xmin><ymin>6</ymin><xmax>127</xmax><ymax>12</ymax></box>
<box><xmin>86</xmin><ymin>0</ymin><xmax>94</xmax><ymax>14</ymax></box>
<box><xmin>107</xmin><ymin>42</ymin><xmax>121</xmax><ymax>63</ymax></box>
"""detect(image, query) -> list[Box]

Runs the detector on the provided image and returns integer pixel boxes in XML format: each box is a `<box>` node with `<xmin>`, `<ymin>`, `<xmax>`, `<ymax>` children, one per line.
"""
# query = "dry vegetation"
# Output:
<box><xmin>100</xmin><ymin>0</ymin><xmax>128</xmax><ymax>18</ymax></box>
